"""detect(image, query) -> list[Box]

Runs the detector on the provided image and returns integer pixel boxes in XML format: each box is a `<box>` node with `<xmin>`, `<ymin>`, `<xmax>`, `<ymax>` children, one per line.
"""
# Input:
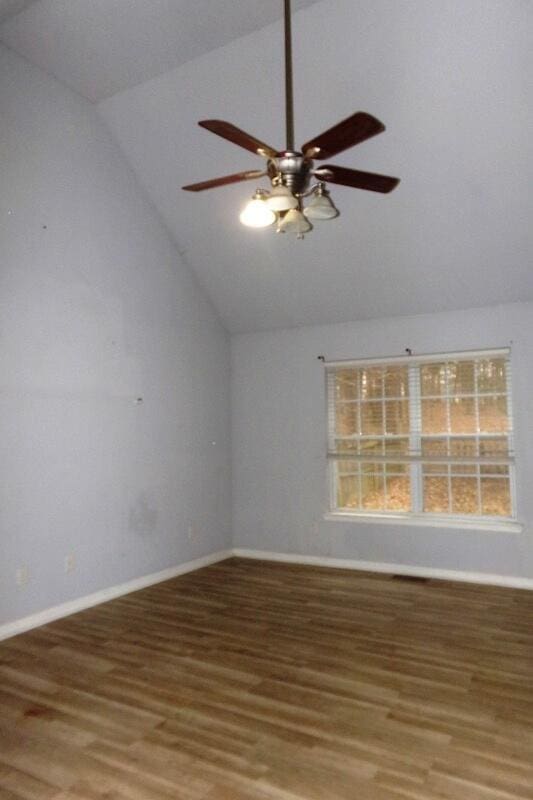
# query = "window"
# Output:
<box><xmin>326</xmin><ymin>349</ymin><xmax>516</xmax><ymax>525</ymax></box>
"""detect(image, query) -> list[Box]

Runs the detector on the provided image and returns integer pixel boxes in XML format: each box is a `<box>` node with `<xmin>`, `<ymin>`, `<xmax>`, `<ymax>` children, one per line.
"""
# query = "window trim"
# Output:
<box><xmin>326</xmin><ymin>347</ymin><xmax>519</xmax><ymax>528</ymax></box>
<box><xmin>323</xmin><ymin>511</ymin><xmax>523</xmax><ymax>534</ymax></box>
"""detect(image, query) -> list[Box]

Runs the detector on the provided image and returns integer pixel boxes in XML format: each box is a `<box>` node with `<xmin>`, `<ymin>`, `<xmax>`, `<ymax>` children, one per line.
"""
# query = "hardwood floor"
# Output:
<box><xmin>1</xmin><ymin>557</ymin><xmax>532</xmax><ymax>800</ymax></box>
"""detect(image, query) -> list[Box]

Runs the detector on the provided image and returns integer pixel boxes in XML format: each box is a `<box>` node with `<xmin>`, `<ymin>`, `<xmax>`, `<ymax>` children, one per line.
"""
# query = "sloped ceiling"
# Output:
<box><xmin>0</xmin><ymin>0</ymin><xmax>321</xmax><ymax>100</ymax></box>
<box><xmin>2</xmin><ymin>0</ymin><xmax>532</xmax><ymax>333</ymax></box>
<box><xmin>0</xmin><ymin>0</ymin><xmax>34</xmax><ymax>23</ymax></box>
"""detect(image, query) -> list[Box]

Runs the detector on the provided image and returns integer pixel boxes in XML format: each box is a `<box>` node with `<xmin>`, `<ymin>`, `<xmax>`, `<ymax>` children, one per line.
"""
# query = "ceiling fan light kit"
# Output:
<box><xmin>303</xmin><ymin>185</ymin><xmax>338</xmax><ymax>220</ymax></box>
<box><xmin>238</xmin><ymin>189</ymin><xmax>276</xmax><ymax>228</ymax></box>
<box><xmin>182</xmin><ymin>0</ymin><xmax>399</xmax><ymax>238</ymax></box>
<box><xmin>277</xmin><ymin>207</ymin><xmax>312</xmax><ymax>238</ymax></box>
<box><xmin>266</xmin><ymin>183</ymin><xmax>299</xmax><ymax>212</ymax></box>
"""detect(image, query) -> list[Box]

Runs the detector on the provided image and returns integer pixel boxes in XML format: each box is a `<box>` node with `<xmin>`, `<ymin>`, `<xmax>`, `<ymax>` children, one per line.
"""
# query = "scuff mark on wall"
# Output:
<box><xmin>128</xmin><ymin>491</ymin><xmax>158</xmax><ymax>536</ymax></box>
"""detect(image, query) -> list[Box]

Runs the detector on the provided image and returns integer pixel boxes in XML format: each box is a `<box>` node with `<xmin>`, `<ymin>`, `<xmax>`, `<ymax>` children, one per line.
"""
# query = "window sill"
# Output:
<box><xmin>323</xmin><ymin>511</ymin><xmax>523</xmax><ymax>534</ymax></box>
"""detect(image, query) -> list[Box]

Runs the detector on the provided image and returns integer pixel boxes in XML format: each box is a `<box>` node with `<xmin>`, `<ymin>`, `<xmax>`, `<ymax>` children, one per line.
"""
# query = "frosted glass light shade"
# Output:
<box><xmin>266</xmin><ymin>184</ymin><xmax>298</xmax><ymax>212</ymax></box>
<box><xmin>304</xmin><ymin>192</ymin><xmax>338</xmax><ymax>220</ymax></box>
<box><xmin>277</xmin><ymin>208</ymin><xmax>312</xmax><ymax>237</ymax></box>
<box><xmin>240</xmin><ymin>191</ymin><xmax>276</xmax><ymax>228</ymax></box>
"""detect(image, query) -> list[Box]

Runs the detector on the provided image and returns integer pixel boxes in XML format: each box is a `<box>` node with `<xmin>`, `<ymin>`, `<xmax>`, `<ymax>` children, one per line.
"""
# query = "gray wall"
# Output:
<box><xmin>232</xmin><ymin>303</ymin><xmax>533</xmax><ymax>579</ymax></box>
<box><xmin>0</xmin><ymin>45</ymin><xmax>231</xmax><ymax>626</ymax></box>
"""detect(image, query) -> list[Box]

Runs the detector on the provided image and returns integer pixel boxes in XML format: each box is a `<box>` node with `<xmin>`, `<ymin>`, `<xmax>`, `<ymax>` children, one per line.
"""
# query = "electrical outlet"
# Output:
<box><xmin>16</xmin><ymin>566</ymin><xmax>29</xmax><ymax>587</ymax></box>
<box><xmin>64</xmin><ymin>553</ymin><xmax>75</xmax><ymax>573</ymax></box>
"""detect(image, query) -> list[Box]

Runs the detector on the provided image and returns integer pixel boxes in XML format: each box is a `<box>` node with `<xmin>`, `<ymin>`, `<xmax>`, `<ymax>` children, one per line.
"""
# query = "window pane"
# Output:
<box><xmin>450</xmin><ymin>437</ymin><xmax>478</xmax><ymax>458</ymax></box>
<box><xmin>422</xmin><ymin>437</ymin><xmax>448</xmax><ymax>455</ymax></box>
<box><xmin>450</xmin><ymin>397</ymin><xmax>476</xmax><ymax>433</ymax></box>
<box><xmin>335</xmin><ymin>402</ymin><xmax>358</xmax><ymax>435</ymax></box>
<box><xmin>360</xmin><ymin>368</ymin><xmax>383</xmax><ymax>399</ymax></box>
<box><xmin>423</xmin><ymin>463</ymin><xmax>446</xmax><ymax>474</ymax></box>
<box><xmin>335</xmin><ymin>369</ymin><xmax>359</xmax><ymax>400</ymax></box>
<box><xmin>337</xmin><ymin>474</ymin><xmax>359</xmax><ymax>509</ymax></box>
<box><xmin>385</xmin><ymin>400</ymin><xmax>410</xmax><ymax>434</ymax></box>
<box><xmin>451</xmin><ymin>477</ymin><xmax>479</xmax><ymax>514</ymax></box>
<box><xmin>480</xmin><ymin>464</ymin><xmax>509</xmax><ymax>476</ymax></box>
<box><xmin>359</xmin><ymin>439</ymin><xmax>384</xmax><ymax>457</ymax></box>
<box><xmin>385</xmin><ymin>462</ymin><xmax>409</xmax><ymax>475</ymax></box>
<box><xmin>450</xmin><ymin>462</ymin><xmax>477</xmax><ymax>475</ymax></box>
<box><xmin>481</xmin><ymin>477</ymin><xmax>511</xmax><ymax>517</ymax></box>
<box><xmin>478</xmin><ymin>395</ymin><xmax>508</xmax><ymax>433</ymax></box>
<box><xmin>447</xmin><ymin>361</ymin><xmax>475</xmax><ymax>395</ymax></box>
<box><xmin>361</xmin><ymin>473</ymin><xmax>385</xmax><ymax>510</ymax></box>
<box><xmin>337</xmin><ymin>459</ymin><xmax>359</xmax><ymax>476</ymax></box>
<box><xmin>422</xmin><ymin>399</ymin><xmax>447</xmax><ymax>433</ymax></box>
<box><xmin>384</xmin><ymin>437</ymin><xmax>409</xmax><ymax>455</ymax></box>
<box><xmin>477</xmin><ymin>359</ymin><xmax>506</xmax><ymax>393</ymax></box>
<box><xmin>362</xmin><ymin>462</ymin><xmax>383</xmax><ymax>474</ymax></box>
<box><xmin>334</xmin><ymin>439</ymin><xmax>358</xmax><ymax>456</ymax></box>
<box><xmin>385</xmin><ymin>475</ymin><xmax>411</xmax><ymax>511</ymax></box>
<box><xmin>385</xmin><ymin>367</ymin><xmax>409</xmax><ymax>398</ymax></box>
<box><xmin>421</xmin><ymin>363</ymin><xmax>447</xmax><ymax>396</ymax></box>
<box><xmin>361</xmin><ymin>401</ymin><xmax>383</xmax><ymax>435</ymax></box>
<box><xmin>480</xmin><ymin>437</ymin><xmax>509</xmax><ymax>457</ymax></box>
<box><xmin>421</xmin><ymin>438</ymin><xmax>447</xmax><ymax>472</ymax></box>
<box><xmin>423</xmin><ymin>476</ymin><xmax>449</xmax><ymax>512</ymax></box>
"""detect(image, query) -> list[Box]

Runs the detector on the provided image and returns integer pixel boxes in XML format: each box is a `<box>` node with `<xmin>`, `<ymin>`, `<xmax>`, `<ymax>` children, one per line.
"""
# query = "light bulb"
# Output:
<box><xmin>277</xmin><ymin>208</ymin><xmax>312</xmax><ymax>238</ymax></box>
<box><xmin>303</xmin><ymin>187</ymin><xmax>338</xmax><ymax>220</ymax></box>
<box><xmin>239</xmin><ymin>190</ymin><xmax>276</xmax><ymax>228</ymax></box>
<box><xmin>266</xmin><ymin>184</ymin><xmax>298</xmax><ymax>212</ymax></box>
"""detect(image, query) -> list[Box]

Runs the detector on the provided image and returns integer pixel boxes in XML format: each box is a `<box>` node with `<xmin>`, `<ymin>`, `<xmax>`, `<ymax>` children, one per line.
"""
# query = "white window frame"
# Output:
<box><xmin>325</xmin><ymin>348</ymin><xmax>522</xmax><ymax>533</ymax></box>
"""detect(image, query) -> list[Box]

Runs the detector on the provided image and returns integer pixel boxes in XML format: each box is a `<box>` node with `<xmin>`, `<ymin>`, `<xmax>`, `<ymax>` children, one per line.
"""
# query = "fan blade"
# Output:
<box><xmin>198</xmin><ymin>120</ymin><xmax>278</xmax><ymax>158</ymax></box>
<box><xmin>303</xmin><ymin>112</ymin><xmax>385</xmax><ymax>160</ymax></box>
<box><xmin>182</xmin><ymin>170</ymin><xmax>266</xmax><ymax>192</ymax></box>
<box><xmin>315</xmin><ymin>165</ymin><xmax>400</xmax><ymax>193</ymax></box>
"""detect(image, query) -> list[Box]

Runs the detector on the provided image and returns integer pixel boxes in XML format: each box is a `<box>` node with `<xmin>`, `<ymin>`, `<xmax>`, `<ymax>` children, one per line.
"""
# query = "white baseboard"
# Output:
<box><xmin>0</xmin><ymin>549</ymin><xmax>232</xmax><ymax>642</ymax></box>
<box><xmin>3</xmin><ymin>546</ymin><xmax>531</xmax><ymax>642</ymax></box>
<box><xmin>232</xmin><ymin>548</ymin><xmax>533</xmax><ymax>590</ymax></box>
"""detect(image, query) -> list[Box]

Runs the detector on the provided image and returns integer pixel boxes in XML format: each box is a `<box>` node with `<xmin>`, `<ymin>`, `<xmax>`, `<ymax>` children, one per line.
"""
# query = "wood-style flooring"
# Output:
<box><xmin>0</xmin><ymin>557</ymin><xmax>532</xmax><ymax>800</ymax></box>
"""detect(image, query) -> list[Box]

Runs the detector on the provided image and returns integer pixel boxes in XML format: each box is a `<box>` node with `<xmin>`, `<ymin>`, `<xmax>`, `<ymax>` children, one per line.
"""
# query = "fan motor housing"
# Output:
<box><xmin>270</xmin><ymin>151</ymin><xmax>312</xmax><ymax>193</ymax></box>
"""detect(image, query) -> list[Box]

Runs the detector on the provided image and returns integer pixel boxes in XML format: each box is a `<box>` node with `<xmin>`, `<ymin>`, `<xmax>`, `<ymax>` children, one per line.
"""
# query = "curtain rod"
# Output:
<box><xmin>317</xmin><ymin>346</ymin><xmax>511</xmax><ymax>368</ymax></box>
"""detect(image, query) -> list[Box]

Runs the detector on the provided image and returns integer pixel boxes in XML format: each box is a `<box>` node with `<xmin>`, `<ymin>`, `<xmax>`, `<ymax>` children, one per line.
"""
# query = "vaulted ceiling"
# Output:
<box><xmin>2</xmin><ymin>0</ymin><xmax>532</xmax><ymax>333</ymax></box>
<box><xmin>0</xmin><ymin>0</ymin><xmax>34</xmax><ymax>23</ymax></box>
<box><xmin>0</xmin><ymin>0</ymin><xmax>322</xmax><ymax>100</ymax></box>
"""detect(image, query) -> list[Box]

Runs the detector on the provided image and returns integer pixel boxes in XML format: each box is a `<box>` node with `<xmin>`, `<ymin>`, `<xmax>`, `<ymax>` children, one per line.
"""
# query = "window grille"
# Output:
<box><xmin>326</xmin><ymin>349</ymin><xmax>515</xmax><ymax>521</ymax></box>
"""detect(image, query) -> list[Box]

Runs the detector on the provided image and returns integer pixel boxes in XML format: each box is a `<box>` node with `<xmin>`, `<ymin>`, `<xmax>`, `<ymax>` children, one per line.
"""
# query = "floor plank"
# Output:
<box><xmin>1</xmin><ymin>557</ymin><xmax>532</xmax><ymax>799</ymax></box>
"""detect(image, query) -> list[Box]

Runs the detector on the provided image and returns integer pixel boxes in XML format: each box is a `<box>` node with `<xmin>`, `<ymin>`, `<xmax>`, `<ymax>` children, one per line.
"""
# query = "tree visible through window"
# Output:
<box><xmin>327</xmin><ymin>350</ymin><xmax>515</xmax><ymax>521</ymax></box>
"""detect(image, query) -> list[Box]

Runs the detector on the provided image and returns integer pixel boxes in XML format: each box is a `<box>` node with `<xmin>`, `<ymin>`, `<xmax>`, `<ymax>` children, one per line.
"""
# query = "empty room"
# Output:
<box><xmin>1</xmin><ymin>1</ymin><xmax>532</xmax><ymax>798</ymax></box>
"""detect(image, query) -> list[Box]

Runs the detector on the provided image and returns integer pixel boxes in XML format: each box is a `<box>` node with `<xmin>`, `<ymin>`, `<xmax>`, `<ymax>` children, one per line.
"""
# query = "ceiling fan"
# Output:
<box><xmin>182</xmin><ymin>0</ymin><xmax>399</xmax><ymax>238</ymax></box>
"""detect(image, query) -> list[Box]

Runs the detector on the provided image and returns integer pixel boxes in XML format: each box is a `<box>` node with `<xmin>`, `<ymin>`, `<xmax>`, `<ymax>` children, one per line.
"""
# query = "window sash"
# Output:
<box><xmin>327</xmin><ymin>350</ymin><xmax>515</xmax><ymax>519</ymax></box>
<box><xmin>331</xmin><ymin>459</ymin><xmax>516</xmax><ymax>519</ymax></box>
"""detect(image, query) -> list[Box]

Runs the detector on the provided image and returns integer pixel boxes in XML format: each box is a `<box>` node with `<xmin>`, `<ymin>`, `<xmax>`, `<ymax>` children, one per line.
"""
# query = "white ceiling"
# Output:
<box><xmin>0</xmin><ymin>0</ymin><xmax>321</xmax><ymax>101</ymax></box>
<box><xmin>2</xmin><ymin>0</ymin><xmax>532</xmax><ymax>333</ymax></box>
